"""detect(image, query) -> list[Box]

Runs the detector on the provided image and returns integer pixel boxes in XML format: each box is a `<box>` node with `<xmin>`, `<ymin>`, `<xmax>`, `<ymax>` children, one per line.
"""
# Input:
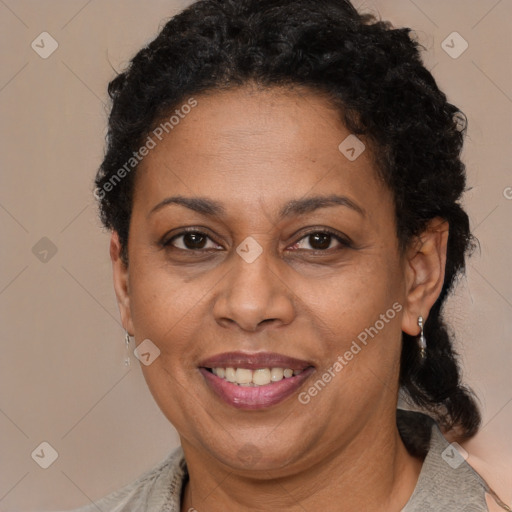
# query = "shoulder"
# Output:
<box><xmin>402</xmin><ymin>416</ymin><xmax>490</xmax><ymax>511</ymax></box>
<box><xmin>64</xmin><ymin>446</ymin><xmax>187</xmax><ymax>512</ymax></box>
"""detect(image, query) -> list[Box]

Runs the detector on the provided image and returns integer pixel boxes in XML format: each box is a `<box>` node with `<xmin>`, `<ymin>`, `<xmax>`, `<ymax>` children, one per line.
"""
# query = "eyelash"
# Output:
<box><xmin>161</xmin><ymin>227</ymin><xmax>352</xmax><ymax>254</ymax></box>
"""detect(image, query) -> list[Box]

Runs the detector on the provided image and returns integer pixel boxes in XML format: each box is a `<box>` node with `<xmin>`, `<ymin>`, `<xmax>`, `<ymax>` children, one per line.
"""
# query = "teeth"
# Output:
<box><xmin>235</xmin><ymin>368</ymin><xmax>253</xmax><ymax>384</ymax></box>
<box><xmin>270</xmin><ymin>367</ymin><xmax>284</xmax><ymax>382</ymax></box>
<box><xmin>225</xmin><ymin>367</ymin><xmax>236</xmax><ymax>383</ymax></box>
<box><xmin>253</xmin><ymin>368</ymin><xmax>271</xmax><ymax>386</ymax></box>
<box><xmin>211</xmin><ymin>367</ymin><xmax>303</xmax><ymax>386</ymax></box>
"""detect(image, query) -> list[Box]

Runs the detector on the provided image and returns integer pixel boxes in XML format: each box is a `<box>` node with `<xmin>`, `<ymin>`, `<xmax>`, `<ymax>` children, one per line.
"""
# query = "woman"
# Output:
<box><xmin>75</xmin><ymin>0</ymin><xmax>509</xmax><ymax>510</ymax></box>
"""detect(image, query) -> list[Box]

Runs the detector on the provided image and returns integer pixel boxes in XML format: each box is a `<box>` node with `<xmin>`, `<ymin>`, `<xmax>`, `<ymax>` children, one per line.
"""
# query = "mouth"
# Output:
<box><xmin>199</xmin><ymin>352</ymin><xmax>315</xmax><ymax>409</ymax></box>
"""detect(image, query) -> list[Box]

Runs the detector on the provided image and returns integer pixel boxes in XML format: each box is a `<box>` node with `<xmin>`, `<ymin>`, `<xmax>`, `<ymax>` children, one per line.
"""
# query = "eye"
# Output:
<box><xmin>288</xmin><ymin>230</ymin><xmax>350</xmax><ymax>252</ymax></box>
<box><xmin>164</xmin><ymin>230</ymin><xmax>222</xmax><ymax>251</ymax></box>
<box><xmin>162</xmin><ymin>228</ymin><xmax>350</xmax><ymax>254</ymax></box>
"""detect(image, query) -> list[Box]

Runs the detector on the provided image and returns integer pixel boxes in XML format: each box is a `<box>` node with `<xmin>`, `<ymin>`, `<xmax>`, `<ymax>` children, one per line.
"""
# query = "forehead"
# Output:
<box><xmin>133</xmin><ymin>86</ymin><xmax>389</xmax><ymax>220</ymax></box>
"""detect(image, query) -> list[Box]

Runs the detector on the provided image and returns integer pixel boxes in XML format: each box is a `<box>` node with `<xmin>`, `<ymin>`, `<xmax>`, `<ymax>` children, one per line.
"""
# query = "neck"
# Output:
<box><xmin>180</xmin><ymin>419</ymin><xmax>423</xmax><ymax>512</ymax></box>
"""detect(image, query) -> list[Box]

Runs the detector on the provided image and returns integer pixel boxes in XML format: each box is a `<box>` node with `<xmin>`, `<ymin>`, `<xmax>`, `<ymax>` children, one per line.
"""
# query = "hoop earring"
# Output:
<box><xmin>417</xmin><ymin>316</ymin><xmax>427</xmax><ymax>361</ymax></box>
<box><xmin>124</xmin><ymin>331</ymin><xmax>131</xmax><ymax>367</ymax></box>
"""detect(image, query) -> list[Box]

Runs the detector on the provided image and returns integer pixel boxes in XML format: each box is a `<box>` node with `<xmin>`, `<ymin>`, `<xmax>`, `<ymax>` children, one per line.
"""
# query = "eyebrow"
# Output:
<box><xmin>148</xmin><ymin>194</ymin><xmax>365</xmax><ymax>219</ymax></box>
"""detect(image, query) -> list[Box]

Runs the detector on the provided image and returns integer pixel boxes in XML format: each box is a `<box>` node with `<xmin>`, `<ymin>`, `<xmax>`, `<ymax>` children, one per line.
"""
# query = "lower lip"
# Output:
<box><xmin>200</xmin><ymin>367</ymin><xmax>315</xmax><ymax>410</ymax></box>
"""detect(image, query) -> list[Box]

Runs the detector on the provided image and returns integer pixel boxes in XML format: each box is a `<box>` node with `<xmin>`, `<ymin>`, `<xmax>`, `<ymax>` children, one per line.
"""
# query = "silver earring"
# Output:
<box><xmin>417</xmin><ymin>316</ymin><xmax>426</xmax><ymax>360</ymax></box>
<box><xmin>124</xmin><ymin>331</ymin><xmax>131</xmax><ymax>367</ymax></box>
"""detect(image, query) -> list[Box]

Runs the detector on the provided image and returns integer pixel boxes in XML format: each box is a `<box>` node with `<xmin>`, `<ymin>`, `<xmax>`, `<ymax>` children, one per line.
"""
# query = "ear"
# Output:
<box><xmin>402</xmin><ymin>217</ymin><xmax>449</xmax><ymax>336</ymax></box>
<box><xmin>110</xmin><ymin>231</ymin><xmax>134</xmax><ymax>335</ymax></box>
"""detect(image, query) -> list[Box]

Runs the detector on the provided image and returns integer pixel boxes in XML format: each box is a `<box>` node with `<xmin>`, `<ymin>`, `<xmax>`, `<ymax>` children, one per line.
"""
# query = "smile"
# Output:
<box><xmin>208</xmin><ymin>367</ymin><xmax>303</xmax><ymax>386</ymax></box>
<box><xmin>199</xmin><ymin>352</ymin><xmax>315</xmax><ymax>409</ymax></box>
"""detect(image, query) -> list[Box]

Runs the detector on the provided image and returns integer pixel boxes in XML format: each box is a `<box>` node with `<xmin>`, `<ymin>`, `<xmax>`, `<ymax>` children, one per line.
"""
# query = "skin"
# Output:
<box><xmin>110</xmin><ymin>85</ymin><xmax>449</xmax><ymax>511</ymax></box>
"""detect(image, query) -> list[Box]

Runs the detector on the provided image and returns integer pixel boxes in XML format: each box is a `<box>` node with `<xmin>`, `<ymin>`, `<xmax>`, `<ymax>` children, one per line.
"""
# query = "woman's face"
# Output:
<box><xmin>113</xmin><ymin>86</ymin><xmax>425</xmax><ymax>474</ymax></box>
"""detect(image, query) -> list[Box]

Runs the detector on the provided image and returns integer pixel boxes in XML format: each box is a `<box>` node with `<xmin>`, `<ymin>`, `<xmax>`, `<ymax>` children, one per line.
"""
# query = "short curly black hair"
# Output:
<box><xmin>95</xmin><ymin>0</ymin><xmax>480</xmax><ymax>448</ymax></box>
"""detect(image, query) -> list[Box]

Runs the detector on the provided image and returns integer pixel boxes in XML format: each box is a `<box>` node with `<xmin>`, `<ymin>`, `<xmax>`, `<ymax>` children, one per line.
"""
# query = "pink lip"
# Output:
<box><xmin>198</xmin><ymin>352</ymin><xmax>315</xmax><ymax>410</ymax></box>
<box><xmin>199</xmin><ymin>351</ymin><xmax>313</xmax><ymax>371</ymax></box>
<box><xmin>200</xmin><ymin>368</ymin><xmax>314</xmax><ymax>409</ymax></box>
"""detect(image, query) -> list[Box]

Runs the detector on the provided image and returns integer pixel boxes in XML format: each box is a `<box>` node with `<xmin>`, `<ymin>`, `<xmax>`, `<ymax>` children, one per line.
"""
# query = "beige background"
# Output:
<box><xmin>0</xmin><ymin>0</ymin><xmax>510</xmax><ymax>510</ymax></box>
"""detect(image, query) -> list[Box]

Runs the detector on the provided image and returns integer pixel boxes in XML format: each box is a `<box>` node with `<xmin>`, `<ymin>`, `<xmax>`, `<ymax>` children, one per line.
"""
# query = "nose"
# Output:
<box><xmin>212</xmin><ymin>247</ymin><xmax>296</xmax><ymax>332</ymax></box>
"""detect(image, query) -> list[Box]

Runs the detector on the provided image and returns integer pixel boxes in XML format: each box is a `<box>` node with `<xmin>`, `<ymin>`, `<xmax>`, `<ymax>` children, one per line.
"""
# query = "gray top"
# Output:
<box><xmin>68</xmin><ymin>422</ymin><xmax>491</xmax><ymax>511</ymax></box>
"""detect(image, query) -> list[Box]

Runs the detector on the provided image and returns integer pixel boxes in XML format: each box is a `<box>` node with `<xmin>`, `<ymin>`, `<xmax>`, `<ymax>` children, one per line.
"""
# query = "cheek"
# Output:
<box><xmin>296</xmin><ymin>258</ymin><xmax>404</xmax><ymax>408</ymax></box>
<box><xmin>293</xmin><ymin>253</ymin><xmax>405</xmax><ymax>418</ymax></box>
<box><xmin>126</xmin><ymin>257</ymin><xmax>212</xmax><ymax>364</ymax></box>
<box><xmin>126</xmin><ymin>263</ymin><xmax>212</xmax><ymax>430</ymax></box>
<box><xmin>295</xmin><ymin>250</ymin><xmax>403</xmax><ymax>342</ymax></box>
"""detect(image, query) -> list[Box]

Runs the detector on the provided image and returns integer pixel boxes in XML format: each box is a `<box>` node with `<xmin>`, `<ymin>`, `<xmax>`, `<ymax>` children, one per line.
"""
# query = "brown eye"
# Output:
<box><xmin>290</xmin><ymin>230</ymin><xmax>348</xmax><ymax>252</ymax></box>
<box><xmin>166</xmin><ymin>231</ymin><xmax>221</xmax><ymax>251</ymax></box>
<box><xmin>181</xmin><ymin>233</ymin><xmax>207</xmax><ymax>249</ymax></box>
<box><xmin>308</xmin><ymin>233</ymin><xmax>332</xmax><ymax>250</ymax></box>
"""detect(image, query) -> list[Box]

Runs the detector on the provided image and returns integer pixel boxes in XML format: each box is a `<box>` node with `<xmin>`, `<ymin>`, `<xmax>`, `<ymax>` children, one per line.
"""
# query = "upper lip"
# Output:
<box><xmin>199</xmin><ymin>351</ymin><xmax>314</xmax><ymax>370</ymax></box>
